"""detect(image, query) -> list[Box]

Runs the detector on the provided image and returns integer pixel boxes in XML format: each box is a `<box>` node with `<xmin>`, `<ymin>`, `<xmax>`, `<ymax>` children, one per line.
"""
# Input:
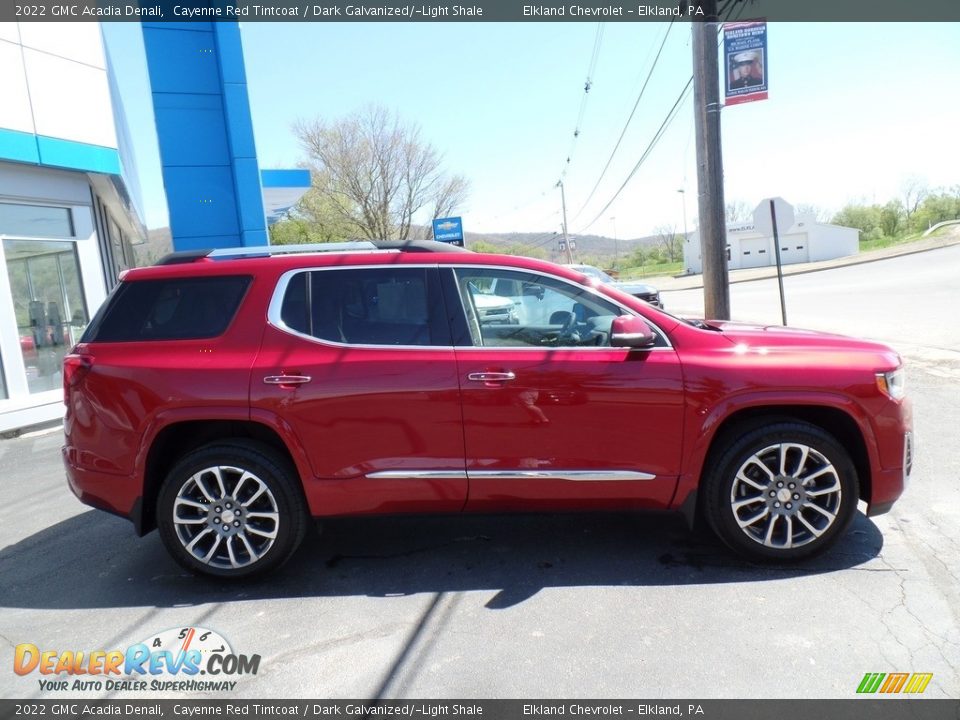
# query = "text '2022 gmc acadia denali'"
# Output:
<box><xmin>63</xmin><ymin>241</ymin><xmax>913</xmax><ymax>578</ymax></box>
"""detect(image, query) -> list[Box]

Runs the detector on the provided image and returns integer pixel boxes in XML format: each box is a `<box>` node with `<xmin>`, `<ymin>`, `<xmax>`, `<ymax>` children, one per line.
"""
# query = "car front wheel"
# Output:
<box><xmin>157</xmin><ymin>442</ymin><xmax>307</xmax><ymax>579</ymax></box>
<box><xmin>704</xmin><ymin>422</ymin><xmax>859</xmax><ymax>562</ymax></box>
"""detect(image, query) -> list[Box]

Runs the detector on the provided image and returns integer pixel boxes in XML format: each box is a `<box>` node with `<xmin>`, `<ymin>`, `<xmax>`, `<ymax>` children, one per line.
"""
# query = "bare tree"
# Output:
<box><xmin>654</xmin><ymin>224</ymin><xmax>683</xmax><ymax>263</ymax></box>
<box><xmin>423</xmin><ymin>175</ymin><xmax>470</xmax><ymax>240</ymax></box>
<box><xmin>294</xmin><ymin>106</ymin><xmax>469</xmax><ymax>242</ymax></box>
<box><xmin>725</xmin><ymin>199</ymin><xmax>753</xmax><ymax>223</ymax></box>
<box><xmin>794</xmin><ymin>203</ymin><xmax>831</xmax><ymax>222</ymax></box>
<box><xmin>901</xmin><ymin>176</ymin><xmax>928</xmax><ymax>221</ymax></box>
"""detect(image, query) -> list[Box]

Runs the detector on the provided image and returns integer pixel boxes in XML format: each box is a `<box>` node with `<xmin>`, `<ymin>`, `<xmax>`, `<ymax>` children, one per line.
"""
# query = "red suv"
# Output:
<box><xmin>62</xmin><ymin>241</ymin><xmax>913</xmax><ymax>578</ymax></box>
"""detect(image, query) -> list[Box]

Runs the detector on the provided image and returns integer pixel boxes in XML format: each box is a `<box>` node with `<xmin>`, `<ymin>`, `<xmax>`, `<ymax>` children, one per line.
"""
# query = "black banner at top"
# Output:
<box><xmin>4</xmin><ymin>0</ymin><xmax>960</xmax><ymax>22</ymax></box>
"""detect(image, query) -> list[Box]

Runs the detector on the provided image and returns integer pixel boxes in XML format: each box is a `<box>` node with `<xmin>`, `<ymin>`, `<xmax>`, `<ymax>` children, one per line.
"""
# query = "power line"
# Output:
<box><xmin>576</xmin><ymin>77</ymin><xmax>693</xmax><ymax>234</ymax></box>
<box><xmin>573</xmin><ymin>19</ymin><xmax>675</xmax><ymax>219</ymax></box>
<box><xmin>558</xmin><ymin>23</ymin><xmax>606</xmax><ymax>181</ymax></box>
<box><xmin>575</xmin><ymin>0</ymin><xmax>745</xmax><ymax>236</ymax></box>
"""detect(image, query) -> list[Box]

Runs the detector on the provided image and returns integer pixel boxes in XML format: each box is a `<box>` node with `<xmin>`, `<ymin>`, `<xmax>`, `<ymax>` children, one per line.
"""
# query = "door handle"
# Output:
<box><xmin>467</xmin><ymin>371</ymin><xmax>516</xmax><ymax>382</ymax></box>
<box><xmin>263</xmin><ymin>375</ymin><xmax>312</xmax><ymax>386</ymax></box>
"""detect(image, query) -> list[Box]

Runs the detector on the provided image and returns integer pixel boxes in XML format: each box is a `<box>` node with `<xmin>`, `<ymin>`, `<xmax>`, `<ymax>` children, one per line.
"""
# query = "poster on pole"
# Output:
<box><xmin>724</xmin><ymin>20</ymin><xmax>768</xmax><ymax>106</ymax></box>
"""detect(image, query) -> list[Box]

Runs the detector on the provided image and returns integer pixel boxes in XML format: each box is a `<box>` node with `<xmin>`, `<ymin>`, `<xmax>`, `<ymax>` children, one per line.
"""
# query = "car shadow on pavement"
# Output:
<box><xmin>0</xmin><ymin>509</ymin><xmax>883</xmax><ymax>610</ymax></box>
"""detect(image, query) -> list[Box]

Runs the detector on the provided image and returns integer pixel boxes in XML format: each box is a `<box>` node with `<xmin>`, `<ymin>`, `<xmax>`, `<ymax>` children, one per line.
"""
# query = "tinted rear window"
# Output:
<box><xmin>83</xmin><ymin>276</ymin><xmax>251</xmax><ymax>342</ymax></box>
<box><xmin>279</xmin><ymin>267</ymin><xmax>449</xmax><ymax>347</ymax></box>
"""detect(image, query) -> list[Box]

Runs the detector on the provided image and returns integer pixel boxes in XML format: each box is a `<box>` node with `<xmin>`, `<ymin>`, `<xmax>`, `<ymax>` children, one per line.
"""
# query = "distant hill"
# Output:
<box><xmin>138</xmin><ymin>226</ymin><xmax>668</xmax><ymax>266</ymax></box>
<box><xmin>462</xmin><ymin>230</ymin><xmax>661</xmax><ymax>261</ymax></box>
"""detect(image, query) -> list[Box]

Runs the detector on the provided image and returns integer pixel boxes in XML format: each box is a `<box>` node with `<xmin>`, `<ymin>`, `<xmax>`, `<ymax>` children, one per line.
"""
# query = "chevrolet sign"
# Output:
<box><xmin>432</xmin><ymin>216</ymin><xmax>464</xmax><ymax>245</ymax></box>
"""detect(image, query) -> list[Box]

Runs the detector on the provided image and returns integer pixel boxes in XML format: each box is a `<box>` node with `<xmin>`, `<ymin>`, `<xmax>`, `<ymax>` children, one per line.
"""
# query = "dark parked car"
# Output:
<box><xmin>564</xmin><ymin>263</ymin><xmax>662</xmax><ymax>307</ymax></box>
<box><xmin>63</xmin><ymin>241</ymin><xmax>912</xmax><ymax>578</ymax></box>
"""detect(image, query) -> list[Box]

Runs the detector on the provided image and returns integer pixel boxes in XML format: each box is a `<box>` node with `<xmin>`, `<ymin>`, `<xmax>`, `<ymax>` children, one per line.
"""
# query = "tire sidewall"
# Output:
<box><xmin>157</xmin><ymin>443</ymin><xmax>304</xmax><ymax>579</ymax></box>
<box><xmin>706</xmin><ymin>423</ymin><xmax>859</xmax><ymax>562</ymax></box>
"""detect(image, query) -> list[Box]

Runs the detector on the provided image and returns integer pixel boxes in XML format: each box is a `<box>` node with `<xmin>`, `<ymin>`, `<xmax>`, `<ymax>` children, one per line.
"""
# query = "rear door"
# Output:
<box><xmin>251</xmin><ymin>265</ymin><xmax>467</xmax><ymax>516</ymax></box>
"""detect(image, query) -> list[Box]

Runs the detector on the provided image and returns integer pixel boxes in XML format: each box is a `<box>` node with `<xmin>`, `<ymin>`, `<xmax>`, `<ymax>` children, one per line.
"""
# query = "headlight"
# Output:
<box><xmin>876</xmin><ymin>368</ymin><xmax>906</xmax><ymax>400</ymax></box>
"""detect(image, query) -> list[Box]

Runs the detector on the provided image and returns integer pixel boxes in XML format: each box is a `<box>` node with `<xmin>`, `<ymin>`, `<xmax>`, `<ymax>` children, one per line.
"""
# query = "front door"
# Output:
<box><xmin>446</xmin><ymin>267</ymin><xmax>684</xmax><ymax>512</ymax></box>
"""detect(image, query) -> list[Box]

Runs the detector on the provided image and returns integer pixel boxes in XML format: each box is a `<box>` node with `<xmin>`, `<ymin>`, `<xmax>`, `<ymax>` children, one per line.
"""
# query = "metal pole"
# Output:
<box><xmin>692</xmin><ymin>2</ymin><xmax>730</xmax><ymax>320</ymax></box>
<box><xmin>557</xmin><ymin>180</ymin><xmax>574</xmax><ymax>264</ymax></box>
<box><xmin>770</xmin><ymin>199</ymin><xmax>788</xmax><ymax>326</ymax></box>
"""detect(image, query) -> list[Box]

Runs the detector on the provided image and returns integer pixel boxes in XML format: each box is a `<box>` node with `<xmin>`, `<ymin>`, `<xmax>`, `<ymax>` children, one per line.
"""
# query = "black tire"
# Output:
<box><xmin>703</xmin><ymin>421</ymin><xmax>859</xmax><ymax>562</ymax></box>
<box><xmin>157</xmin><ymin>441</ymin><xmax>308</xmax><ymax>579</ymax></box>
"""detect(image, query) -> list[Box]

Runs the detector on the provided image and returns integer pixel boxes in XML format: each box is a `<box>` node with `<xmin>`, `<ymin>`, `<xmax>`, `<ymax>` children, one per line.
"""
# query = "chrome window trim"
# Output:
<box><xmin>266</xmin><ymin>262</ymin><xmax>673</xmax><ymax>352</ymax></box>
<box><xmin>267</xmin><ymin>264</ymin><xmax>456</xmax><ymax>351</ymax></box>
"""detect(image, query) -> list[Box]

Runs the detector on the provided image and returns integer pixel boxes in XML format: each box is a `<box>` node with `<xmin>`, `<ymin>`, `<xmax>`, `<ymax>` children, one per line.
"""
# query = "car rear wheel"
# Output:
<box><xmin>703</xmin><ymin>422</ymin><xmax>859</xmax><ymax>562</ymax></box>
<box><xmin>157</xmin><ymin>442</ymin><xmax>307</xmax><ymax>579</ymax></box>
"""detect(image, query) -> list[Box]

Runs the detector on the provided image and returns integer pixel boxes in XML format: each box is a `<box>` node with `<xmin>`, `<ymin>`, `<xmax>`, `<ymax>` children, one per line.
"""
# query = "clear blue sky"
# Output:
<box><xmin>103</xmin><ymin>22</ymin><xmax>960</xmax><ymax>239</ymax></box>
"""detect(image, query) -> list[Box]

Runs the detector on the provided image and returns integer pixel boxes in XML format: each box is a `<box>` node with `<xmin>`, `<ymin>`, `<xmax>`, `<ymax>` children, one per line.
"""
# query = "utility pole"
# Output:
<box><xmin>692</xmin><ymin>0</ymin><xmax>730</xmax><ymax>319</ymax></box>
<box><xmin>557</xmin><ymin>180</ymin><xmax>574</xmax><ymax>264</ymax></box>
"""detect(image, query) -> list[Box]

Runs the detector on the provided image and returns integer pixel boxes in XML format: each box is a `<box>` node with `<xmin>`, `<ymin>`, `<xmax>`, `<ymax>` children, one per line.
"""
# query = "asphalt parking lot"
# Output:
<box><xmin>1</xmin><ymin>357</ymin><xmax>958</xmax><ymax>700</ymax></box>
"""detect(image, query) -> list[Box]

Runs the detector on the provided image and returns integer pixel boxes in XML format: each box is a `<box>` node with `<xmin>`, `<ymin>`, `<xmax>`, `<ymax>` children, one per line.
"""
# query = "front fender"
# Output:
<box><xmin>670</xmin><ymin>390</ymin><xmax>880</xmax><ymax>511</ymax></box>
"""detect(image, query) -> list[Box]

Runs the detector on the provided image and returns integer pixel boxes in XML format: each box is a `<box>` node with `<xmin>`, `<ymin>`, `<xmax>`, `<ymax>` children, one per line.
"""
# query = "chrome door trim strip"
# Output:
<box><xmin>366</xmin><ymin>470</ymin><xmax>469</xmax><ymax>480</ymax></box>
<box><xmin>467</xmin><ymin>470</ymin><xmax>656</xmax><ymax>482</ymax></box>
<box><xmin>365</xmin><ymin>470</ymin><xmax>656</xmax><ymax>481</ymax></box>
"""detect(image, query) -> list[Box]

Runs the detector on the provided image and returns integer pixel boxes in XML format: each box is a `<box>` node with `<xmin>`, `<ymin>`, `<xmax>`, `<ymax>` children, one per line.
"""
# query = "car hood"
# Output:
<box><xmin>709</xmin><ymin>320</ymin><xmax>900</xmax><ymax>359</ymax></box>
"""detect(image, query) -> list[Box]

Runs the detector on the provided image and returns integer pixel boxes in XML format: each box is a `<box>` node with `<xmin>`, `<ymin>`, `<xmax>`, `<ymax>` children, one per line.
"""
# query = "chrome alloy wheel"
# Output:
<box><xmin>729</xmin><ymin>442</ymin><xmax>842</xmax><ymax>550</ymax></box>
<box><xmin>172</xmin><ymin>465</ymin><xmax>280</xmax><ymax>569</ymax></box>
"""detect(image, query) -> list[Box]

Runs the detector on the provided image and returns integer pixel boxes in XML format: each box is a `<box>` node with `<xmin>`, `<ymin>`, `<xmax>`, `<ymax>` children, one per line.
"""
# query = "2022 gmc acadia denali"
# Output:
<box><xmin>62</xmin><ymin>241</ymin><xmax>913</xmax><ymax>578</ymax></box>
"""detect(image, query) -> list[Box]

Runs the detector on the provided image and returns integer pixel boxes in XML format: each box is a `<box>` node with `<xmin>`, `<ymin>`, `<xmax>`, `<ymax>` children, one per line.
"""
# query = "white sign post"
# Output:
<box><xmin>753</xmin><ymin>197</ymin><xmax>795</xmax><ymax>326</ymax></box>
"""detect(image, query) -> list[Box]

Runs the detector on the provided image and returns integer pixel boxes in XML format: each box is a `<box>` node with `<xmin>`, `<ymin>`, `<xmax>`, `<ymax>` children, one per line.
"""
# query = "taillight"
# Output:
<box><xmin>63</xmin><ymin>354</ymin><xmax>93</xmax><ymax>403</ymax></box>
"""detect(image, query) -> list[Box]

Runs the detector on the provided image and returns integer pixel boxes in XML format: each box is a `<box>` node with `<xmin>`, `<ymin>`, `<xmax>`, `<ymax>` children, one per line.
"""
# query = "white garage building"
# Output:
<box><xmin>683</xmin><ymin>214</ymin><xmax>859</xmax><ymax>274</ymax></box>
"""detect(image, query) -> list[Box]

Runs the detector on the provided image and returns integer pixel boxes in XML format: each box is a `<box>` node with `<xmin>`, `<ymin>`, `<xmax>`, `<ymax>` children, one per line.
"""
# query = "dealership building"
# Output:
<box><xmin>0</xmin><ymin>22</ymin><xmax>308</xmax><ymax>432</ymax></box>
<box><xmin>683</xmin><ymin>215</ymin><xmax>860</xmax><ymax>274</ymax></box>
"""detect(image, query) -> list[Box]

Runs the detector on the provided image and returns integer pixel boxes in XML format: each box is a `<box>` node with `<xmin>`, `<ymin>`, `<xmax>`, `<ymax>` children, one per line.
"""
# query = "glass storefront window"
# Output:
<box><xmin>0</xmin><ymin>203</ymin><xmax>74</xmax><ymax>238</ymax></box>
<box><xmin>108</xmin><ymin>216</ymin><xmax>131</xmax><ymax>271</ymax></box>
<box><xmin>3</xmin><ymin>239</ymin><xmax>88</xmax><ymax>394</ymax></box>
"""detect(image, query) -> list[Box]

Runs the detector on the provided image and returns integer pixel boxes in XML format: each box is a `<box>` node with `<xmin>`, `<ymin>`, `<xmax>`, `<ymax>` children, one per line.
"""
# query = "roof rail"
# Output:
<box><xmin>207</xmin><ymin>241</ymin><xmax>379</xmax><ymax>259</ymax></box>
<box><xmin>155</xmin><ymin>239</ymin><xmax>470</xmax><ymax>266</ymax></box>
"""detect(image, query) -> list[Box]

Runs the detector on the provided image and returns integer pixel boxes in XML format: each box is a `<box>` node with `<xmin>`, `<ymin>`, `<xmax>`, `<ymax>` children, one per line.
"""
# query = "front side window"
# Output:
<box><xmin>453</xmin><ymin>268</ymin><xmax>624</xmax><ymax>348</ymax></box>
<box><xmin>279</xmin><ymin>267</ymin><xmax>448</xmax><ymax>347</ymax></box>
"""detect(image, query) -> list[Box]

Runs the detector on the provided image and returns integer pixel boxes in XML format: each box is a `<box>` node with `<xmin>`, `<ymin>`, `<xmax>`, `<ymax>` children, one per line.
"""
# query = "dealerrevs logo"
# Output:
<box><xmin>14</xmin><ymin>627</ymin><xmax>260</xmax><ymax>693</ymax></box>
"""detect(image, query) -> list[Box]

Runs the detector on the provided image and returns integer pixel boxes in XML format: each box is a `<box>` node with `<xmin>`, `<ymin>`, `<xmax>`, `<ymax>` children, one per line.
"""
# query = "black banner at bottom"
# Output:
<box><xmin>1</xmin><ymin>700</ymin><xmax>959</xmax><ymax>720</ymax></box>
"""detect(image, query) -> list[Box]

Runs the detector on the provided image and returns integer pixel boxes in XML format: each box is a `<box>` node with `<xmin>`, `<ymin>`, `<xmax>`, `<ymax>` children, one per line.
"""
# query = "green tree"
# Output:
<box><xmin>468</xmin><ymin>240</ymin><xmax>501</xmax><ymax>254</ymax></box>
<box><xmin>879</xmin><ymin>200</ymin><xmax>904</xmax><ymax>238</ymax></box>
<box><xmin>832</xmin><ymin>204</ymin><xmax>884</xmax><ymax>237</ymax></box>
<box><xmin>269</xmin><ymin>180</ymin><xmax>359</xmax><ymax>245</ymax></box>
<box><xmin>910</xmin><ymin>190</ymin><xmax>960</xmax><ymax>233</ymax></box>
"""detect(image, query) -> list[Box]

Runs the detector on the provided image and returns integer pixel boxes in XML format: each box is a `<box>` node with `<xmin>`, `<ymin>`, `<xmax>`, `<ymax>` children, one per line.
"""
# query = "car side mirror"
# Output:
<box><xmin>610</xmin><ymin>315</ymin><xmax>657</xmax><ymax>349</ymax></box>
